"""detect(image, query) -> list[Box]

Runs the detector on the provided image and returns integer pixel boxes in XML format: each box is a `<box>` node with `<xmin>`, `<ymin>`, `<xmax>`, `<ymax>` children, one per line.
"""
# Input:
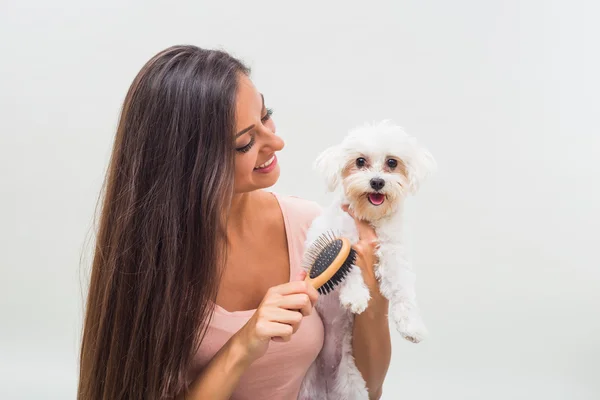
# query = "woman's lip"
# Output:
<box><xmin>254</xmin><ymin>154</ymin><xmax>278</xmax><ymax>173</ymax></box>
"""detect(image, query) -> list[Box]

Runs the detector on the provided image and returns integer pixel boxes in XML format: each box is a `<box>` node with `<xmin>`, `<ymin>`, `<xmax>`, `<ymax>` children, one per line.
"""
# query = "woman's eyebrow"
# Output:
<box><xmin>236</xmin><ymin>125</ymin><xmax>254</xmax><ymax>138</ymax></box>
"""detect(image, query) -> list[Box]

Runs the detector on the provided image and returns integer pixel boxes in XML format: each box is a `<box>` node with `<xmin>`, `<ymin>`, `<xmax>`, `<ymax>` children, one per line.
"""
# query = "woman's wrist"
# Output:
<box><xmin>184</xmin><ymin>330</ymin><xmax>253</xmax><ymax>399</ymax></box>
<box><xmin>364</xmin><ymin>289</ymin><xmax>389</xmax><ymax>319</ymax></box>
<box><xmin>228</xmin><ymin>332</ymin><xmax>254</xmax><ymax>371</ymax></box>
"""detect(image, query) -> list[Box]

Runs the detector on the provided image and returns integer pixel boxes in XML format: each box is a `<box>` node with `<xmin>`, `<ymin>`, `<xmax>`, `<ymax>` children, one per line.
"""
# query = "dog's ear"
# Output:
<box><xmin>313</xmin><ymin>144</ymin><xmax>344</xmax><ymax>192</ymax></box>
<box><xmin>406</xmin><ymin>144</ymin><xmax>437</xmax><ymax>195</ymax></box>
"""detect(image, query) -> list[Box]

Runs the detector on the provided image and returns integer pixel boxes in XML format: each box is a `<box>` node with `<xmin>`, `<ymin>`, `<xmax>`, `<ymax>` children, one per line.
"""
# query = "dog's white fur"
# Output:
<box><xmin>300</xmin><ymin>120</ymin><xmax>436</xmax><ymax>399</ymax></box>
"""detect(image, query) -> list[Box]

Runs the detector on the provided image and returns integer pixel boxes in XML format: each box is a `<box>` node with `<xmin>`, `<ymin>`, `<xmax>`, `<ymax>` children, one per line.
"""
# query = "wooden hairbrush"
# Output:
<box><xmin>301</xmin><ymin>231</ymin><xmax>357</xmax><ymax>294</ymax></box>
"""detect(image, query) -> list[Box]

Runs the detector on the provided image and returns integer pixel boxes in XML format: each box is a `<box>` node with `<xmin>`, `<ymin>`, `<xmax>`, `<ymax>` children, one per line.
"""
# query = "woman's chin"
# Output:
<box><xmin>256</xmin><ymin>165</ymin><xmax>280</xmax><ymax>188</ymax></box>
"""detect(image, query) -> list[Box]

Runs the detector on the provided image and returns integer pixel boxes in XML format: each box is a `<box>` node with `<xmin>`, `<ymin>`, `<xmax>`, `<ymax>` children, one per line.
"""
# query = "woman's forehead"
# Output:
<box><xmin>236</xmin><ymin>76</ymin><xmax>262</xmax><ymax>117</ymax></box>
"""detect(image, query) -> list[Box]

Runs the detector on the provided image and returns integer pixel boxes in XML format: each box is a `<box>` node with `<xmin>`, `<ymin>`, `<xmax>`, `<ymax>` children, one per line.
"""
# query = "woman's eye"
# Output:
<box><xmin>356</xmin><ymin>157</ymin><xmax>366</xmax><ymax>167</ymax></box>
<box><xmin>236</xmin><ymin>135</ymin><xmax>255</xmax><ymax>153</ymax></box>
<box><xmin>387</xmin><ymin>159</ymin><xmax>398</xmax><ymax>168</ymax></box>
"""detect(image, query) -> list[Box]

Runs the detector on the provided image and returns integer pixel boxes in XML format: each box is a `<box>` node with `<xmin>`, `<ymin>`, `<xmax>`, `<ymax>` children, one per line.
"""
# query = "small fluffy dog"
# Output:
<box><xmin>300</xmin><ymin>120</ymin><xmax>436</xmax><ymax>400</ymax></box>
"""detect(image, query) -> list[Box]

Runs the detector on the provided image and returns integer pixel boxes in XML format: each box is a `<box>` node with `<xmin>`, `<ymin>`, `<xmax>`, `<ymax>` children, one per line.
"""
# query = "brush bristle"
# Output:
<box><xmin>301</xmin><ymin>230</ymin><xmax>356</xmax><ymax>295</ymax></box>
<box><xmin>316</xmin><ymin>249</ymin><xmax>356</xmax><ymax>295</ymax></box>
<box><xmin>302</xmin><ymin>230</ymin><xmax>338</xmax><ymax>273</ymax></box>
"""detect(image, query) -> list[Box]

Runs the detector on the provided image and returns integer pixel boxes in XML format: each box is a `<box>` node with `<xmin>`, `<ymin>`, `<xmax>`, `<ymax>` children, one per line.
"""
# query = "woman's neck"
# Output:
<box><xmin>227</xmin><ymin>190</ymin><xmax>261</xmax><ymax>233</ymax></box>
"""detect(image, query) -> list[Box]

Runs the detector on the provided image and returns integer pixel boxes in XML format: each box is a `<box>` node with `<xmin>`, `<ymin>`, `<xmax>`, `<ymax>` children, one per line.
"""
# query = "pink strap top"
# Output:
<box><xmin>189</xmin><ymin>193</ymin><xmax>325</xmax><ymax>399</ymax></box>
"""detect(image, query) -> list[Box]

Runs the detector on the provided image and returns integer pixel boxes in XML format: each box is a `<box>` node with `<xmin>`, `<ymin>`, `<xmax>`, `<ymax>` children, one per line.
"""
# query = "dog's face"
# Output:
<box><xmin>340</xmin><ymin>152</ymin><xmax>408</xmax><ymax>221</ymax></box>
<box><xmin>315</xmin><ymin>121</ymin><xmax>436</xmax><ymax>222</ymax></box>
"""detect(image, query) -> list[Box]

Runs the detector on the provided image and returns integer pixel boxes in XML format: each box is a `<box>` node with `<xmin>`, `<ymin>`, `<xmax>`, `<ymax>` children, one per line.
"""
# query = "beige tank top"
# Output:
<box><xmin>189</xmin><ymin>193</ymin><xmax>325</xmax><ymax>399</ymax></box>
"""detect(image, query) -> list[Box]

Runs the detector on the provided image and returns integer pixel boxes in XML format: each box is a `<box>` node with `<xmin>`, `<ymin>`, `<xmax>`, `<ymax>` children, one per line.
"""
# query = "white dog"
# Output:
<box><xmin>299</xmin><ymin>120</ymin><xmax>436</xmax><ymax>400</ymax></box>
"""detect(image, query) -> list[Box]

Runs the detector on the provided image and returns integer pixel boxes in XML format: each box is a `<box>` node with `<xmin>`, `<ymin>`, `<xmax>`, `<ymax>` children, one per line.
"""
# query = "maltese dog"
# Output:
<box><xmin>300</xmin><ymin>120</ymin><xmax>435</xmax><ymax>399</ymax></box>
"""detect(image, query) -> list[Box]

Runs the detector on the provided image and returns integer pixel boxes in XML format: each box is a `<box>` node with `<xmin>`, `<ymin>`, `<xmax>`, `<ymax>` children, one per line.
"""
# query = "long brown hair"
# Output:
<box><xmin>78</xmin><ymin>45</ymin><xmax>249</xmax><ymax>399</ymax></box>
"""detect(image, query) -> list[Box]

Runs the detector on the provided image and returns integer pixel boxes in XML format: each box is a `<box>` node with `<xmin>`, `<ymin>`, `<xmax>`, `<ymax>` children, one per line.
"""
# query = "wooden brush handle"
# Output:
<box><xmin>303</xmin><ymin>237</ymin><xmax>352</xmax><ymax>290</ymax></box>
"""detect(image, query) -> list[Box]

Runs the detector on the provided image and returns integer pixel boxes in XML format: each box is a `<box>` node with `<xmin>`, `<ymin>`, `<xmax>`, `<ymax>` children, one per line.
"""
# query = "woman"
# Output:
<box><xmin>78</xmin><ymin>45</ymin><xmax>391</xmax><ymax>400</ymax></box>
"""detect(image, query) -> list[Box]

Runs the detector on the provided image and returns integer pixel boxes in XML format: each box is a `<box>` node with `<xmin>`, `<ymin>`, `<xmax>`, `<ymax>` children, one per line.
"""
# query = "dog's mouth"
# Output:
<box><xmin>367</xmin><ymin>193</ymin><xmax>386</xmax><ymax>206</ymax></box>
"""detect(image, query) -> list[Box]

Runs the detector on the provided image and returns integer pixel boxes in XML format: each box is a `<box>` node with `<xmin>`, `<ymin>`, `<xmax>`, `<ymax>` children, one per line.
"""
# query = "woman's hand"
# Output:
<box><xmin>342</xmin><ymin>205</ymin><xmax>380</xmax><ymax>291</ymax></box>
<box><xmin>183</xmin><ymin>272</ymin><xmax>318</xmax><ymax>400</ymax></box>
<box><xmin>233</xmin><ymin>271</ymin><xmax>319</xmax><ymax>366</ymax></box>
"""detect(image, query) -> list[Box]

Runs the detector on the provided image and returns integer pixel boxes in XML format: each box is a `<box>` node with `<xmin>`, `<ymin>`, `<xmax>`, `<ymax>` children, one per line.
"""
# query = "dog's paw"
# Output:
<box><xmin>339</xmin><ymin>284</ymin><xmax>371</xmax><ymax>314</ymax></box>
<box><xmin>338</xmin><ymin>266</ymin><xmax>371</xmax><ymax>314</ymax></box>
<box><xmin>393</xmin><ymin>303</ymin><xmax>428</xmax><ymax>343</ymax></box>
<box><xmin>398</xmin><ymin>320</ymin><xmax>428</xmax><ymax>343</ymax></box>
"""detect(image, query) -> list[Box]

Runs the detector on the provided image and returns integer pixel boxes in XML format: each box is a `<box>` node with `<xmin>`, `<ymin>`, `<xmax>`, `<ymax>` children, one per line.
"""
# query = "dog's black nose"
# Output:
<box><xmin>370</xmin><ymin>178</ymin><xmax>385</xmax><ymax>191</ymax></box>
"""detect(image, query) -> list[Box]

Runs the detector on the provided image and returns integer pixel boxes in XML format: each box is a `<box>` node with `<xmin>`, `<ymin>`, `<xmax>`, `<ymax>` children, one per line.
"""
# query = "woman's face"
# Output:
<box><xmin>233</xmin><ymin>74</ymin><xmax>284</xmax><ymax>193</ymax></box>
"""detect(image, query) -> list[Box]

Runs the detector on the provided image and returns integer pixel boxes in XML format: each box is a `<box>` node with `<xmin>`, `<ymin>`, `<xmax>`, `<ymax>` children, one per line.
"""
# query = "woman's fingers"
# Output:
<box><xmin>266</xmin><ymin>280</ymin><xmax>309</xmax><ymax>298</ymax></box>
<box><xmin>292</xmin><ymin>269</ymin><xmax>319</xmax><ymax>305</ymax></box>
<box><xmin>251</xmin><ymin>264</ymin><xmax>323</xmax><ymax>346</ymax></box>
<box><xmin>264</xmin><ymin>312</ymin><xmax>302</xmax><ymax>342</ymax></box>
<box><xmin>294</xmin><ymin>270</ymin><xmax>307</xmax><ymax>281</ymax></box>
<box><xmin>265</xmin><ymin>278</ymin><xmax>319</xmax><ymax>307</ymax></box>
<box><xmin>242</xmin><ymin>271</ymin><xmax>320</xmax><ymax>362</ymax></box>
<box><xmin>271</xmin><ymin>308</ymin><xmax>303</xmax><ymax>329</ymax></box>
<box><xmin>276</xmin><ymin>293</ymin><xmax>313</xmax><ymax>316</ymax></box>
<box><xmin>341</xmin><ymin>204</ymin><xmax>378</xmax><ymax>243</ymax></box>
<box><xmin>261</xmin><ymin>321</ymin><xmax>295</xmax><ymax>342</ymax></box>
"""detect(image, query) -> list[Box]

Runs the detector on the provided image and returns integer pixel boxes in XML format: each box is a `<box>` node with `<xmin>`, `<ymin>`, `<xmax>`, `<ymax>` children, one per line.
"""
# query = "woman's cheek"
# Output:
<box><xmin>235</xmin><ymin>154</ymin><xmax>255</xmax><ymax>177</ymax></box>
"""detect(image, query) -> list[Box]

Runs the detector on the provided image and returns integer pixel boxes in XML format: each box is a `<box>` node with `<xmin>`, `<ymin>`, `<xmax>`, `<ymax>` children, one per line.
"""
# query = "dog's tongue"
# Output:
<box><xmin>368</xmin><ymin>193</ymin><xmax>385</xmax><ymax>205</ymax></box>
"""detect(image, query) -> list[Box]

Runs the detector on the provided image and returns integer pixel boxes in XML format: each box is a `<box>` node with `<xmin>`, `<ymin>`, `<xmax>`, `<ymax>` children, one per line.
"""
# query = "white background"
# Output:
<box><xmin>1</xmin><ymin>1</ymin><xmax>599</xmax><ymax>399</ymax></box>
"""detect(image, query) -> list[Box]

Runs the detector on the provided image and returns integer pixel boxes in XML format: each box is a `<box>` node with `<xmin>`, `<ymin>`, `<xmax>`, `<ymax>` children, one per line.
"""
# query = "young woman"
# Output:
<box><xmin>78</xmin><ymin>45</ymin><xmax>391</xmax><ymax>400</ymax></box>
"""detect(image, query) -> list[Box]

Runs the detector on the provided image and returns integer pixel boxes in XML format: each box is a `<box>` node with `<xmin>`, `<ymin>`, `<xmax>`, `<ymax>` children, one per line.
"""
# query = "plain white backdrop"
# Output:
<box><xmin>1</xmin><ymin>1</ymin><xmax>599</xmax><ymax>399</ymax></box>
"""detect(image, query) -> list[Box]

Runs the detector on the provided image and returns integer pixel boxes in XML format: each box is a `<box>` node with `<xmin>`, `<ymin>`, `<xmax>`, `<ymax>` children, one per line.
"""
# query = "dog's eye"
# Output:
<box><xmin>387</xmin><ymin>159</ymin><xmax>398</xmax><ymax>168</ymax></box>
<box><xmin>356</xmin><ymin>158</ymin><xmax>367</xmax><ymax>168</ymax></box>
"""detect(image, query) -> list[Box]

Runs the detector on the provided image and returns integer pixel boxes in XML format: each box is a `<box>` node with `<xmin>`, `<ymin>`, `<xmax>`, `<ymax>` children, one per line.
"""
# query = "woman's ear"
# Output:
<box><xmin>313</xmin><ymin>144</ymin><xmax>344</xmax><ymax>192</ymax></box>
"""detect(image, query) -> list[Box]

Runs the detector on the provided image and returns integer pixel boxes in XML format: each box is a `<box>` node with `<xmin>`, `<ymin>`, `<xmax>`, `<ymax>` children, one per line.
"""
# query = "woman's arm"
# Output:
<box><xmin>181</xmin><ymin>334</ymin><xmax>251</xmax><ymax>400</ymax></box>
<box><xmin>344</xmin><ymin>207</ymin><xmax>392</xmax><ymax>400</ymax></box>
<box><xmin>352</xmin><ymin>267</ymin><xmax>391</xmax><ymax>400</ymax></box>
<box><xmin>181</xmin><ymin>274</ymin><xmax>319</xmax><ymax>400</ymax></box>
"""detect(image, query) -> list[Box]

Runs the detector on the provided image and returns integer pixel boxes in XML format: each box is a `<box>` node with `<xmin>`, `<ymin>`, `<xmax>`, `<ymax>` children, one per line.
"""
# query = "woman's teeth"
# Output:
<box><xmin>255</xmin><ymin>155</ymin><xmax>275</xmax><ymax>170</ymax></box>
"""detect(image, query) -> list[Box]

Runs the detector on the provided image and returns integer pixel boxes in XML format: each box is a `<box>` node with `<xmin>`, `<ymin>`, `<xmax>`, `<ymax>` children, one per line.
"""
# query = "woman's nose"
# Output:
<box><xmin>268</xmin><ymin>133</ymin><xmax>285</xmax><ymax>152</ymax></box>
<box><xmin>262</xmin><ymin>124</ymin><xmax>284</xmax><ymax>152</ymax></box>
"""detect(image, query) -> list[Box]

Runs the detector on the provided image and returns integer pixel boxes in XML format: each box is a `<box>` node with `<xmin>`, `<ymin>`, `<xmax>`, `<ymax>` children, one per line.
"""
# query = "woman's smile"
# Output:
<box><xmin>253</xmin><ymin>154</ymin><xmax>278</xmax><ymax>173</ymax></box>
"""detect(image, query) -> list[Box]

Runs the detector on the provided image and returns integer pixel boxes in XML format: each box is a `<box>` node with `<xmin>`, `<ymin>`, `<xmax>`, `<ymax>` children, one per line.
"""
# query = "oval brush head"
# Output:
<box><xmin>302</xmin><ymin>231</ymin><xmax>357</xmax><ymax>295</ymax></box>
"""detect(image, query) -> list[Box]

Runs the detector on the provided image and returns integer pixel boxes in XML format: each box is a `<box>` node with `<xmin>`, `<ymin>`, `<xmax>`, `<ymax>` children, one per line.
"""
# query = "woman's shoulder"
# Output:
<box><xmin>273</xmin><ymin>192</ymin><xmax>323</xmax><ymax>227</ymax></box>
<box><xmin>272</xmin><ymin>192</ymin><xmax>324</xmax><ymax>259</ymax></box>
